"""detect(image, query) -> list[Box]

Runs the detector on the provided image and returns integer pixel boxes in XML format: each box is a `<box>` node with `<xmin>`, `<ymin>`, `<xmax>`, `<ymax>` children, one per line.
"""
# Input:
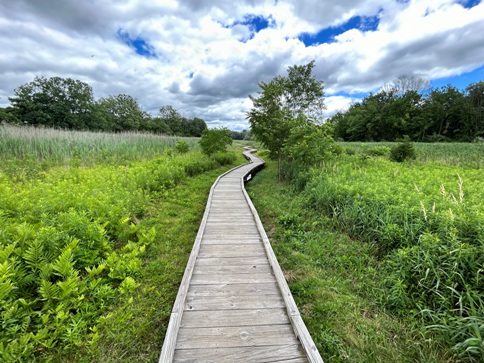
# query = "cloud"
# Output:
<box><xmin>0</xmin><ymin>0</ymin><xmax>483</xmax><ymax>130</ymax></box>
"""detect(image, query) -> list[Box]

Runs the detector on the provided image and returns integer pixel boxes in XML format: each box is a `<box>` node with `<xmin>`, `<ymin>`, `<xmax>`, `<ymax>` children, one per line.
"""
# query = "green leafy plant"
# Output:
<box><xmin>389</xmin><ymin>136</ymin><xmax>417</xmax><ymax>162</ymax></box>
<box><xmin>175</xmin><ymin>140</ymin><xmax>189</xmax><ymax>154</ymax></box>
<box><xmin>199</xmin><ymin>128</ymin><xmax>232</xmax><ymax>156</ymax></box>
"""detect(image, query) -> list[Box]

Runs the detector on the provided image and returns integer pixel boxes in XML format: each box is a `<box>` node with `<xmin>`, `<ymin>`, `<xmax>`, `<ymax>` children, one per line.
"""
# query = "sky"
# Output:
<box><xmin>0</xmin><ymin>0</ymin><xmax>483</xmax><ymax>130</ymax></box>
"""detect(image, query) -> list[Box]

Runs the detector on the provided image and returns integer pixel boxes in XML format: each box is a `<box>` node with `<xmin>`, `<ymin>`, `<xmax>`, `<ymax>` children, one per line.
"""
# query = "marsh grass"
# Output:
<box><xmin>341</xmin><ymin>142</ymin><xmax>484</xmax><ymax>168</ymax></box>
<box><xmin>0</xmin><ymin>124</ymin><xmax>199</xmax><ymax>168</ymax></box>
<box><xmin>246</xmin><ymin>159</ymin><xmax>449</xmax><ymax>362</ymax></box>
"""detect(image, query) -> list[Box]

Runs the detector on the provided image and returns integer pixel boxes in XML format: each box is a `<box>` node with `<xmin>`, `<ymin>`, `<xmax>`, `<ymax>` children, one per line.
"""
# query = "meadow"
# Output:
<box><xmin>0</xmin><ymin>124</ymin><xmax>245</xmax><ymax>362</ymax></box>
<box><xmin>247</xmin><ymin>142</ymin><xmax>483</xmax><ymax>362</ymax></box>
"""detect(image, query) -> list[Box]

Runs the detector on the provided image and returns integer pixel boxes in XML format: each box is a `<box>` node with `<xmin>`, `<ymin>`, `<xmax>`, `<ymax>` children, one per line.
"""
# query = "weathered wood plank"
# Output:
<box><xmin>186</xmin><ymin>282</ymin><xmax>279</xmax><ymax>297</ymax></box>
<box><xmin>193</xmin><ymin>263</ymin><xmax>272</xmax><ymax>275</ymax></box>
<box><xmin>194</xmin><ymin>257</ymin><xmax>269</xmax><ymax>266</ymax></box>
<box><xmin>174</xmin><ymin>345</ymin><xmax>308</xmax><ymax>362</ymax></box>
<box><xmin>180</xmin><ymin>308</ymin><xmax>290</xmax><ymax>328</ymax></box>
<box><xmin>175</xmin><ymin>325</ymin><xmax>300</xmax><ymax>349</ymax></box>
<box><xmin>185</xmin><ymin>293</ymin><xmax>284</xmax><ymax>311</ymax></box>
<box><xmin>203</xmin><ymin>237</ymin><xmax>262</xmax><ymax>245</ymax></box>
<box><xmin>198</xmin><ymin>245</ymin><xmax>266</xmax><ymax>258</ymax></box>
<box><xmin>190</xmin><ymin>272</ymin><xmax>275</xmax><ymax>285</ymax></box>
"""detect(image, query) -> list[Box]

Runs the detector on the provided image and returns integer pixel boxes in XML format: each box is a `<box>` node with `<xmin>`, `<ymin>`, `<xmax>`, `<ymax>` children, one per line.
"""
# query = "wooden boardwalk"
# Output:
<box><xmin>159</xmin><ymin>149</ymin><xmax>323</xmax><ymax>363</ymax></box>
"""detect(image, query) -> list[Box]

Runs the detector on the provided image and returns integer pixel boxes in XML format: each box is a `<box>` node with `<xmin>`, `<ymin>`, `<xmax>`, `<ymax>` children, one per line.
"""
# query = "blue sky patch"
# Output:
<box><xmin>227</xmin><ymin>14</ymin><xmax>273</xmax><ymax>32</ymax></box>
<box><xmin>329</xmin><ymin>90</ymin><xmax>370</xmax><ymax>99</ymax></box>
<box><xmin>117</xmin><ymin>29</ymin><xmax>155</xmax><ymax>58</ymax></box>
<box><xmin>299</xmin><ymin>15</ymin><xmax>380</xmax><ymax>46</ymax></box>
<box><xmin>431</xmin><ymin>65</ymin><xmax>484</xmax><ymax>90</ymax></box>
<box><xmin>459</xmin><ymin>0</ymin><xmax>481</xmax><ymax>9</ymax></box>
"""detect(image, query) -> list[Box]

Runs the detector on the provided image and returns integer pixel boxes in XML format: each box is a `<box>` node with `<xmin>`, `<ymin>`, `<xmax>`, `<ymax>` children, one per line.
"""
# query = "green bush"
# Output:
<box><xmin>366</xmin><ymin>145</ymin><xmax>390</xmax><ymax>157</ymax></box>
<box><xmin>199</xmin><ymin>128</ymin><xmax>232</xmax><ymax>156</ymax></box>
<box><xmin>389</xmin><ymin>136</ymin><xmax>416</xmax><ymax>162</ymax></box>
<box><xmin>212</xmin><ymin>151</ymin><xmax>237</xmax><ymax>166</ymax></box>
<box><xmin>175</xmin><ymin>140</ymin><xmax>189</xmax><ymax>154</ymax></box>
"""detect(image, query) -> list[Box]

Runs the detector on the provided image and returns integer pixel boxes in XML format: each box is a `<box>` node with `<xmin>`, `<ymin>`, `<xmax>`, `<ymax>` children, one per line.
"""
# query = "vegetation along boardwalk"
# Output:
<box><xmin>159</xmin><ymin>148</ymin><xmax>323</xmax><ymax>362</ymax></box>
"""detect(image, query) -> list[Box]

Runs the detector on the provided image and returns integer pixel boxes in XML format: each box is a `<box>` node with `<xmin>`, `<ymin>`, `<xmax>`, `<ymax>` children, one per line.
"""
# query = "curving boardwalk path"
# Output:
<box><xmin>159</xmin><ymin>149</ymin><xmax>323</xmax><ymax>363</ymax></box>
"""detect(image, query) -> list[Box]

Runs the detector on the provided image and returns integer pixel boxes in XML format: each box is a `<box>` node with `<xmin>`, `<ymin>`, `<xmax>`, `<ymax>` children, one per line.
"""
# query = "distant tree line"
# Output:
<box><xmin>329</xmin><ymin>77</ymin><xmax>484</xmax><ymax>142</ymax></box>
<box><xmin>0</xmin><ymin>76</ymin><xmax>207</xmax><ymax>136</ymax></box>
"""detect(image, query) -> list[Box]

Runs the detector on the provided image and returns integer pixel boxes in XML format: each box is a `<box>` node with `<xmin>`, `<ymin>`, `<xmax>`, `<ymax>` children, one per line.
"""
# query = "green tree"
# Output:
<box><xmin>247</xmin><ymin>61</ymin><xmax>325</xmax><ymax>178</ymax></box>
<box><xmin>96</xmin><ymin>94</ymin><xmax>148</xmax><ymax>131</ymax></box>
<box><xmin>199</xmin><ymin>128</ymin><xmax>232</xmax><ymax>156</ymax></box>
<box><xmin>158</xmin><ymin>105</ymin><xmax>182</xmax><ymax>135</ymax></box>
<box><xmin>9</xmin><ymin>76</ymin><xmax>95</xmax><ymax>129</ymax></box>
<box><xmin>0</xmin><ymin>106</ymin><xmax>20</xmax><ymax>124</ymax></box>
<box><xmin>464</xmin><ymin>81</ymin><xmax>484</xmax><ymax>140</ymax></box>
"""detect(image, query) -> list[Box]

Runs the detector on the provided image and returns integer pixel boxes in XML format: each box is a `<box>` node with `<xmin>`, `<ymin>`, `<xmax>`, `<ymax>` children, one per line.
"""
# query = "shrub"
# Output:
<box><xmin>389</xmin><ymin>136</ymin><xmax>416</xmax><ymax>162</ymax></box>
<box><xmin>212</xmin><ymin>151</ymin><xmax>236</xmax><ymax>166</ymax></box>
<box><xmin>199</xmin><ymin>128</ymin><xmax>232</xmax><ymax>156</ymax></box>
<box><xmin>366</xmin><ymin>145</ymin><xmax>390</xmax><ymax>157</ymax></box>
<box><xmin>175</xmin><ymin>140</ymin><xmax>189</xmax><ymax>154</ymax></box>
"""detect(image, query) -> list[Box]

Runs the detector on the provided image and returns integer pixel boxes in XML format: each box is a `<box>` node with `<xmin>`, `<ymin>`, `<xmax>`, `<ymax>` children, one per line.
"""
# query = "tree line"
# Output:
<box><xmin>329</xmin><ymin>77</ymin><xmax>484</xmax><ymax>142</ymax></box>
<box><xmin>0</xmin><ymin>76</ymin><xmax>207</xmax><ymax>136</ymax></box>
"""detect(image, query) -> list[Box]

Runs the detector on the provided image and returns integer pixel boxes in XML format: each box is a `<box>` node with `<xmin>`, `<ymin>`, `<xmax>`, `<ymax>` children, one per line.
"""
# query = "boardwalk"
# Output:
<box><xmin>159</xmin><ymin>149</ymin><xmax>323</xmax><ymax>363</ymax></box>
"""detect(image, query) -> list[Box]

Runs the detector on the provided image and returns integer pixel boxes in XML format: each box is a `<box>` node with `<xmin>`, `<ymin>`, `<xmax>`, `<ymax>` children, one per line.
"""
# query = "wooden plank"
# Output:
<box><xmin>186</xmin><ymin>282</ymin><xmax>279</xmax><ymax>297</ymax></box>
<box><xmin>202</xmin><ymin>238</ymin><xmax>262</xmax><ymax>245</ymax></box>
<box><xmin>190</xmin><ymin>272</ymin><xmax>275</xmax><ymax>285</ymax></box>
<box><xmin>174</xmin><ymin>345</ymin><xmax>308</xmax><ymax>362</ymax></box>
<box><xmin>193</xmin><ymin>263</ymin><xmax>272</xmax><ymax>275</ymax></box>
<box><xmin>192</xmin><ymin>255</ymin><xmax>269</xmax><ymax>265</ymax></box>
<box><xmin>180</xmin><ymin>308</ymin><xmax>290</xmax><ymax>328</ymax></box>
<box><xmin>175</xmin><ymin>325</ymin><xmax>300</xmax><ymax>350</ymax></box>
<box><xmin>185</xmin><ymin>293</ymin><xmax>284</xmax><ymax>311</ymax></box>
<box><xmin>198</xmin><ymin>247</ymin><xmax>266</xmax><ymax>258</ymax></box>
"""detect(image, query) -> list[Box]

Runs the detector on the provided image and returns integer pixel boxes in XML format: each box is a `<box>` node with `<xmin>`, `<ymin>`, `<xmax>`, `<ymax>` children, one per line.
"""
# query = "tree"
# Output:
<box><xmin>464</xmin><ymin>81</ymin><xmax>484</xmax><ymax>140</ymax></box>
<box><xmin>159</xmin><ymin>105</ymin><xmax>182</xmax><ymax>135</ymax></box>
<box><xmin>247</xmin><ymin>61</ymin><xmax>325</xmax><ymax>178</ymax></box>
<box><xmin>96</xmin><ymin>94</ymin><xmax>148</xmax><ymax>131</ymax></box>
<box><xmin>199</xmin><ymin>128</ymin><xmax>232</xmax><ymax>156</ymax></box>
<box><xmin>381</xmin><ymin>75</ymin><xmax>430</xmax><ymax>96</ymax></box>
<box><xmin>9</xmin><ymin>76</ymin><xmax>95</xmax><ymax>129</ymax></box>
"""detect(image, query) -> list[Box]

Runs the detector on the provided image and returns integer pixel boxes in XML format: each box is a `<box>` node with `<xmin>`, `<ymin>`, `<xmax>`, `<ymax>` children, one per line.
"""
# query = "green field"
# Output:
<box><xmin>0</xmin><ymin>125</ymin><xmax>246</xmax><ymax>362</ymax></box>
<box><xmin>247</xmin><ymin>142</ymin><xmax>483</xmax><ymax>362</ymax></box>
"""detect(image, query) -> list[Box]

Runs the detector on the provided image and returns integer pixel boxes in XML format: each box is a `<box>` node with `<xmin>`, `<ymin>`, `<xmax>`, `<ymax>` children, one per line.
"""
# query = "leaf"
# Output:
<box><xmin>39</xmin><ymin>279</ymin><xmax>59</xmax><ymax>301</ymax></box>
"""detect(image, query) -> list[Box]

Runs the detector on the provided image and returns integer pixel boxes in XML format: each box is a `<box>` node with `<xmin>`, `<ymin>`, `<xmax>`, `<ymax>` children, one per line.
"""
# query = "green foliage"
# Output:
<box><xmin>0</xmin><ymin>129</ymin><xmax>242</xmax><ymax>362</ymax></box>
<box><xmin>4</xmin><ymin>77</ymin><xmax>208</xmax><ymax>135</ymax></box>
<box><xmin>199</xmin><ymin>128</ymin><xmax>232</xmax><ymax>156</ymax></box>
<box><xmin>389</xmin><ymin>136</ymin><xmax>417</xmax><ymax>162</ymax></box>
<box><xmin>8</xmin><ymin>76</ymin><xmax>96</xmax><ymax>130</ymax></box>
<box><xmin>95</xmin><ymin>94</ymin><xmax>149</xmax><ymax>131</ymax></box>
<box><xmin>330</xmin><ymin>81</ymin><xmax>484</xmax><ymax>142</ymax></box>
<box><xmin>248</xmin><ymin>61</ymin><xmax>326</xmax><ymax>178</ymax></box>
<box><xmin>0</xmin><ymin>124</ymin><xmax>202</xmax><ymax>179</ymax></box>
<box><xmin>175</xmin><ymin>140</ymin><xmax>190</xmax><ymax>154</ymax></box>
<box><xmin>246</xmin><ymin>158</ymin><xmax>446</xmax><ymax>362</ymax></box>
<box><xmin>282</xmin><ymin>120</ymin><xmax>334</xmax><ymax>186</ymax></box>
<box><xmin>298</xmin><ymin>150</ymin><xmax>483</xmax><ymax>360</ymax></box>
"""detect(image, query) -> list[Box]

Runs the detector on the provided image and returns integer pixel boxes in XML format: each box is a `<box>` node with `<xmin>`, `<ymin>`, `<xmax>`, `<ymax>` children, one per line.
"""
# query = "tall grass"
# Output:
<box><xmin>340</xmin><ymin>142</ymin><xmax>484</xmax><ymax>168</ymax></box>
<box><xmin>0</xmin><ymin>124</ymin><xmax>199</xmax><ymax>167</ymax></box>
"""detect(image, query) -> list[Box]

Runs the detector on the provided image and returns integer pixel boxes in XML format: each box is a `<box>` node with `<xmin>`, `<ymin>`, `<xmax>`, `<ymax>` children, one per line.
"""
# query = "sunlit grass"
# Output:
<box><xmin>0</xmin><ymin>124</ymin><xmax>199</xmax><ymax>167</ymax></box>
<box><xmin>340</xmin><ymin>142</ymin><xmax>484</xmax><ymax>168</ymax></box>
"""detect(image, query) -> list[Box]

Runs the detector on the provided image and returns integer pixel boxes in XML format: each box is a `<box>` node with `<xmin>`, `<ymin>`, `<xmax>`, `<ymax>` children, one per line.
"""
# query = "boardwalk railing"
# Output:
<box><xmin>159</xmin><ymin>148</ymin><xmax>324</xmax><ymax>362</ymax></box>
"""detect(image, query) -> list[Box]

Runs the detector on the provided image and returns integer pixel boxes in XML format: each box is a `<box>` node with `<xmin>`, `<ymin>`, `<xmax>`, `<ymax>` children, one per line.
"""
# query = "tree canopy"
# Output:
<box><xmin>9</xmin><ymin>76</ymin><xmax>95</xmax><ymax>129</ymax></box>
<box><xmin>5</xmin><ymin>76</ymin><xmax>208</xmax><ymax>136</ymax></box>
<box><xmin>330</xmin><ymin>81</ymin><xmax>484</xmax><ymax>142</ymax></box>
<box><xmin>247</xmin><ymin>60</ymin><xmax>327</xmax><ymax>179</ymax></box>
